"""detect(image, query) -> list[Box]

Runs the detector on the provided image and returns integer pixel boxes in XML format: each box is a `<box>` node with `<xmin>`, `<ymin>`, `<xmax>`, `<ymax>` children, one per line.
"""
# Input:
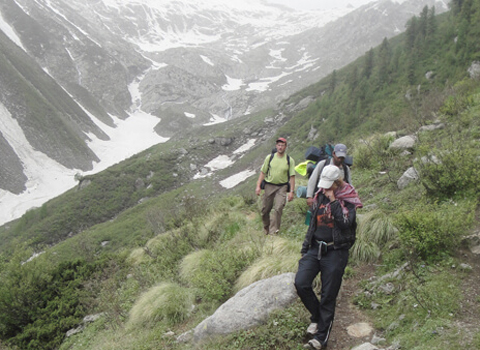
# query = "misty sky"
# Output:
<box><xmin>266</xmin><ymin>0</ymin><xmax>374</xmax><ymax>11</ymax></box>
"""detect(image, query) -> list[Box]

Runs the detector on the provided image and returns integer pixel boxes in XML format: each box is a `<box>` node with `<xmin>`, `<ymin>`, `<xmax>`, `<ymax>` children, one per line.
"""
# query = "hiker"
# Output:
<box><xmin>306</xmin><ymin>143</ymin><xmax>351</xmax><ymax>207</ymax></box>
<box><xmin>255</xmin><ymin>137</ymin><xmax>296</xmax><ymax>235</ymax></box>
<box><xmin>294</xmin><ymin>165</ymin><xmax>362</xmax><ymax>350</ymax></box>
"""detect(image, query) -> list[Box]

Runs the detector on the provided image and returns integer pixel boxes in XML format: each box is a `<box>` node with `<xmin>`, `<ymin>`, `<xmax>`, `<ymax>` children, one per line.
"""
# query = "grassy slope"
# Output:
<box><xmin>1</xmin><ymin>1</ymin><xmax>480</xmax><ymax>349</ymax></box>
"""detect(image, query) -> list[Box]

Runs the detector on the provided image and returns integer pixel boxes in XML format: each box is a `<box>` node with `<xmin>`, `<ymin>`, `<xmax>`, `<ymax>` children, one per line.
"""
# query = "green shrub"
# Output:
<box><xmin>0</xmin><ymin>256</ymin><xmax>106</xmax><ymax>350</ymax></box>
<box><xmin>352</xmin><ymin>134</ymin><xmax>396</xmax><ymax>171</ymax></box>
<box><xmin>416</xmin><ymin>143</ymin><xmax>480</xmax><ymax>199</ymax></box>
<box><xmin>395</xmin><ymin>200</ymin><xmax>475</xmax><ymax>260</ymax></box>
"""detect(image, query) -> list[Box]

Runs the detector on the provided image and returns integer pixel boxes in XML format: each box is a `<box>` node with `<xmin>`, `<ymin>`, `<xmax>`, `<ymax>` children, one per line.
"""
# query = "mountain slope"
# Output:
<box><xmin>0</xmin><ymin>0</ymin><xmax>447</xmax><ymax>225</ymax></box>
<box><xmin>0</xmin><ymin>29</ymin><xmax>102</xmax><ymax>192</ymax></box>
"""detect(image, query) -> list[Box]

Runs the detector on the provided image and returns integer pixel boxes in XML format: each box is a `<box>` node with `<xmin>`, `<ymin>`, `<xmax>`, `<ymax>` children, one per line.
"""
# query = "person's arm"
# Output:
<box><xmin>288</xmin><ymin>175</ymin><xmax>295</xmax><ymax>202</ymax></box>
<box><xmin>255</xmin><ymin>172</ymin><xmax>265</xmax><ymax>196</ymax></box>
<box><xmin>301</xmin><ymin>194</ymin><xmax>321</xmax><ymax>255</ymax></box>
<box><xmin>330</xmin><ymin>201</ymin><xmax>356</xmax><ymax>229</ymax></box>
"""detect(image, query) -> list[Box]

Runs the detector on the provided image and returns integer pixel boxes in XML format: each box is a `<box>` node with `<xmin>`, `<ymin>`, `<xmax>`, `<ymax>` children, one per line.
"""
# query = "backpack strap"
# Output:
<box><xmin>344</xmin><ymin>164</ymin><xmax>350</xmax><ymax>184</ymax></box>
<box><xmin>266</xmin><ymin>151</ymin><xmax>275</xmax><ymax>177</ymax></box>
<box><xmin>265</xmin><ymin>153</ymin><xmax>291</xmax><ymax>192</ymax></box>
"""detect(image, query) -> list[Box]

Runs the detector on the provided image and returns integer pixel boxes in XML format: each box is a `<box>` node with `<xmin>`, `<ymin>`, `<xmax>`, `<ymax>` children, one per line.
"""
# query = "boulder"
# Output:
<box><xmin>216</xmin><ymin>137</ymin><xmax>234</xmax><ymax>146</ymax></box>
<box><xmin>468</xmin><ymin>61</ymin><xmax>480</xmax><ymax>80</ymax></box>
<box><xmin>347</xmin><ymin>322</ymin><xmax>374</xmax><ymax>338</ymax></box>
<box><xmin>462</xmin><ymin>232</ymin><xmax>480</xmax><ymax>255</ymax></box>
<box><xmin>179</xmin><ymin>273</ymin><xmax>297</xmax><ymax>343</ymax></box>
<box><xmin>389</xmin><ymin>135</ymin><xmax>416</xmax><ymax>151</ymax></box>
<box><xmin>397</xmin><ymin>167</ymin><xmax>419</xmax><ymax>190</ymax></box>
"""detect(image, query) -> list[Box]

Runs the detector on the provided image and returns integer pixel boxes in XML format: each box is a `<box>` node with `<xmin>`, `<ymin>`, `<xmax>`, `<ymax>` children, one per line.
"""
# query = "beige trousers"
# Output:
<box><xmin>261</xmin><ymin>183</ymin><xmax>288</xmax><ymax>233</ymax></box>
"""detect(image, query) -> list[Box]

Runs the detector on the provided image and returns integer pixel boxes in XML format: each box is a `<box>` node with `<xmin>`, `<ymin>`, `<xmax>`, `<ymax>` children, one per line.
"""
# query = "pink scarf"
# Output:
<box><xmin>315</xmin><ymin>182</ymin><xmax>362</xmax><ymax>218</ymax></box>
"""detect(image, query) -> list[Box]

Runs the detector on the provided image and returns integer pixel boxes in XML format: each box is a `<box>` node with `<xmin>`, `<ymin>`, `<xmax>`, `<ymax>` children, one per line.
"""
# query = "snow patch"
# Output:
<box><xmin>233</xmin><ymin>139</ymin><xmax>256</xmax><ymax>154</ymax></box>
<box><xmin>222</xmin><ymin>75</ymin><xmax>245</xmax><ymax>91</ymax></box>
<box><xmin>0</xmin><ymin>12</ymin><xmax>26</xmax><ymax>50</ymax></box>
<box><xmin>220</xmin><ymin>169</ymin><xmax>256</xmax><ymax>189</ymax></box>
<box><xmin>193</xmin><ymin>138</ymin><xmax>257</xmax><ymax>181</ymax></box>
<box><xmin>204</xmin><ymin>113</ymin><xmax>227</xmax><ymax>126</ymax></box>
<box><xmin>22</xmin><ymin>251</ymin><xmax>46</xmax><ymax>265</ymax></box>
<box><xmin>200</xmin><ymin>55</ymin><xmax>215</xmax><ymax>66</ymax></box>
<box><xmin>0</xmin><ymin>102</ymin><xmax>82</xmax><ymax>225</ymax></box>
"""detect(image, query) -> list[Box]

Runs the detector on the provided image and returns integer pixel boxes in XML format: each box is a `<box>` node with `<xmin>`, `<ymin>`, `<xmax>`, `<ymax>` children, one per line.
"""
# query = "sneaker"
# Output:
<box><xmin>306</xmin><ymin>323</ymin><xmax>318</xmax><ymax>335</ymax></box>
<box><xmin>303</xmin><ymin>339</ymin><xmax>323</xmax><ymax>349</ymax></box>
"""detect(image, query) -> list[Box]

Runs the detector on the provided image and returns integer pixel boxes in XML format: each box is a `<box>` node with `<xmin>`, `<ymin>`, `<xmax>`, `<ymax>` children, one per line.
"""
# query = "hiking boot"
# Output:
<box><xmin>306</xmin><ymin>322</ymin><xmax>318</xmax><ymax>335</ymax></box>
<box><xmin>264</xmin><ymin>227</ymin><xmax>269</xmax><ymax>235</ymax></box>
<box><xmin>303</xmin><ymin>338</ymin><xmax>324</xmax><ymax>349</ymax></box>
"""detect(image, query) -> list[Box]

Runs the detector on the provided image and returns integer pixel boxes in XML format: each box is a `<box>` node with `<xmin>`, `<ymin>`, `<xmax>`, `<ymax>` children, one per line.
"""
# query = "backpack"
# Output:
<box><xmin>305</xmin><ymin>143</ymin><xmax>334</xmax><ymax>178</ymax></box>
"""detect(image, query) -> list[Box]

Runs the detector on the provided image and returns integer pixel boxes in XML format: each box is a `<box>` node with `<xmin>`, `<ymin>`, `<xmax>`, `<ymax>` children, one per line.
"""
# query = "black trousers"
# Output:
<box><xmin>294</xmin><ymin>248</ymin><xmax>349</xmax><ymax>346</ymax></box>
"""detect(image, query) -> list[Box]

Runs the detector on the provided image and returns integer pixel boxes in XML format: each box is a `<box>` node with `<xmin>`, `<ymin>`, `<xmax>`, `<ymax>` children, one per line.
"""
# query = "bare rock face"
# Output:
<box><xmin>0</xmin><ymin>131</ymin><xmax>27</xmax><ymax>194</ymax></box>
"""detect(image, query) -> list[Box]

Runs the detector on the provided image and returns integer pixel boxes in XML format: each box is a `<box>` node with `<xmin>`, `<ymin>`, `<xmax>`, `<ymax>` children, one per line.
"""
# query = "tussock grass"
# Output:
<box><xmin>351</xmin><ymin>210</ymin><xmax>398</xmax><ymax>263</ymax></box>
<box><xmin>127</xmin><ymin>282</ymin><xmax>193</xmax><ymax>328</ymax></box>
<box><xmin>195</xmin><ymin>211</ymin><xmax>248</xmax><ymax>247</ymax></box>
<box><xmin>179</xmin><ymin>245</ymin><xmax>255</xmax><ymax>302</ymax></box>
<box><xmin>358</xmin><ymin>210</ymin><xmax>398</xmax><ymax>245</ymax></box>
<box><xmin>234</xmin><ymin>237</ymin><xmax>299</xmax><ymax>291</ymax></box>
<box><xmin>179</xmin><ymin>249</ymin><xmax>208</xmax><ymax>282</ymax></box>
<box><xmin>127</xmin><ymin>247</ymin><xmax>149</xmax><ymax>265</ymax></box>
<box><xmin>350</xmin><ymin>239</ymin><xmax>381</xmax><ymax>264</ymax></box>
<box><xmin>222</xmin><ymin>225</ymin><xmax>266</xmax><ymax>257</ymax></box>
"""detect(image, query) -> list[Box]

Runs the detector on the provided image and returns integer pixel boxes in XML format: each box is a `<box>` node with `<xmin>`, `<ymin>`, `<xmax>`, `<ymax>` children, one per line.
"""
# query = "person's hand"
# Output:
<box><xmin>324</xmin><ymin>189</ymin><xmax>335</xmax><ymax>201</ymax></box>
<box><xmin>306</xmin><ymin>198</ymin><xmax>314</xmax><ymax>207</ymax></box>
<box><xmin>288</xmin><ymin>192</ymin><xmax>294</xmax><ymax>202</ymax></box>
<box><xmin>255</xmin><ymin>186</ymin><xmax>261</xmax><ymax>196</ymax></box>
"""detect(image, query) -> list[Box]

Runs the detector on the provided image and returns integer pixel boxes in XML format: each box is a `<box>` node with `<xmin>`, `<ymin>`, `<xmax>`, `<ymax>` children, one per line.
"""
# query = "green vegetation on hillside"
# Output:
<box><xmin>1</xmin><ymin>1</ymin><xmax>480</xmax><ymax>349</ymax></box>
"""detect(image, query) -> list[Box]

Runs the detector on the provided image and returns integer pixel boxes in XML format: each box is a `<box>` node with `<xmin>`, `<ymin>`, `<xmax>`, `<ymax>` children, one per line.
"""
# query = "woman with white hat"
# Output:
<box><xmin>295</xmin><ymin>165</ymin><xmax>362</xmax><ymax>350</ymax></box>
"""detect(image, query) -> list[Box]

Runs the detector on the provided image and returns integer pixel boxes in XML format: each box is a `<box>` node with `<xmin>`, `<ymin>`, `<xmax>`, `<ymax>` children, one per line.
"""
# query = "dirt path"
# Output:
<box><xmin>299</xmin><ymin>264</ymin><xmax>377</xmax><ymax>350</ymax></box>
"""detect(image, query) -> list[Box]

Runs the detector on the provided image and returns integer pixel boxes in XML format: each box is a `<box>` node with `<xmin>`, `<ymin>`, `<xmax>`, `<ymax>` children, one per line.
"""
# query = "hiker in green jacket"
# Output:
<box><xmin>255</xmin><ymin>137</ymin><xmax>296</xmax><ymax>235</ymax></box>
